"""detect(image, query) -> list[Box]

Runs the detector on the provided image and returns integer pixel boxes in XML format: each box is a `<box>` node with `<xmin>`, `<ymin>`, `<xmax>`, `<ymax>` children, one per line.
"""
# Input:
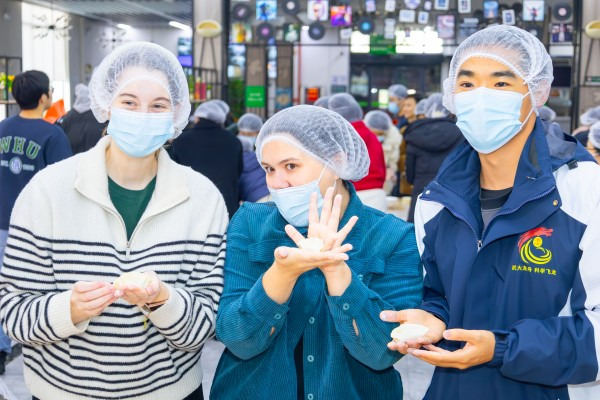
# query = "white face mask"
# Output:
<box><xmin>454</xmin><ymin>87</ymin><xmax>535</xmax><ymax>154</ymax></box>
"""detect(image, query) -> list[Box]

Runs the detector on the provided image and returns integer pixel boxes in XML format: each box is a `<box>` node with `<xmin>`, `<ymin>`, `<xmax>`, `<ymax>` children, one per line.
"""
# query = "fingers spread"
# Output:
<box><xmin>285</xmin><ymin>225</ymin><xmax>305</xmax><ymax>246</ymax></box>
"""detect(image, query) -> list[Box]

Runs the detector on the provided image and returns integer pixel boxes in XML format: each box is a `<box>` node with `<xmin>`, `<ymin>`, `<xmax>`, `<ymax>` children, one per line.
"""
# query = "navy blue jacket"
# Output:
<box><xmin>415</xmin><ymin>119</ymin><xmax>600</xmax><ymax>399</ymax></box>
<box><xmin>0</xmin><ymin>116</ymin><xmax>72</xmax><ymax>230</ymax></box>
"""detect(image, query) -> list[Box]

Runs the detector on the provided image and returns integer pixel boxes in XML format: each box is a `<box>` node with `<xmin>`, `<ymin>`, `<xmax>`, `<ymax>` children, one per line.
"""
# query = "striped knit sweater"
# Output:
<box><xmin>0</xmin><ymin>137</ymin><xmax>228</xmax><ymax>400</ymax></box>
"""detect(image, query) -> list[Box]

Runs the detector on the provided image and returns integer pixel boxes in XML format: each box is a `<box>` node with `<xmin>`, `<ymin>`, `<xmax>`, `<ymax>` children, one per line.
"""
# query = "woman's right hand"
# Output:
<box><xmin>70</xmin><ymin>281</ymin><xmax>117</xmax><ymax>325</ymax></box>
<box><xmin>380</xmin><ymin>309</ymin><xmax>447</xmax><ymax>354</ymax></box>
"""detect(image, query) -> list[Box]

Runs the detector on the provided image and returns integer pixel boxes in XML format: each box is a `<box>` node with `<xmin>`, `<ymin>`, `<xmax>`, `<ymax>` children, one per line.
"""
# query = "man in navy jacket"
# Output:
<box><xmin>381</xmin><ymin>25</ymin><xmax>600</xmax><ymax>399</ymax></box>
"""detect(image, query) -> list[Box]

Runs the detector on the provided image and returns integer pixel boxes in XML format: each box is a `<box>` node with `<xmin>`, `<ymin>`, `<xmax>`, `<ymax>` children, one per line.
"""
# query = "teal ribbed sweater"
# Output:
<box><xmin>211</xmin><ymin>185</ymin><xmax>423</xmax><ymax>400</ymax></box>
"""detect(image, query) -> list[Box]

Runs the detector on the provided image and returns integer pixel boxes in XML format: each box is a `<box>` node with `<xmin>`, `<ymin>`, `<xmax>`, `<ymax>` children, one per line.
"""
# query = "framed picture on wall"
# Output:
<box><xmin>458</xmin><ymin>0</ymin><xmax>471</xmax><ymax>14</ymax></box>
<box><xmin>385</xmin><ymin>0</ymin><xmax>397</xmax><ymax>12</ymax></box>
<box><xmin>502</xmin><ymin>9</ymin><xmax>515</xmax><ymax>25</ymax></box>
<box><xmin>256</xmin><ymin>0</ymin><xmax>277</xmax><ymax>21</ymax></box>
<box><xmin>523</xmin><ymin>0</ymin><xmax>545</xmax><ymax>22</ymax></box>
<box><xmin>483</xmin><ymin>1</ymin><xmax>499</xmax><ymax>19</ymax></box>
<box><xmin>307</xmin><ymin>0</ymin><xmax>329</xmax><ymax>21</ymax></box>
<box><xmin>331</xmin><ymin>6</ymin><xmax>352</xmax><ymax>26</ymax></box>
<box><xmin>418</xmin><ymin>11</ymin><xmax>429</xmax><ymax>24</ymax></box>
<box><xmin>434</xmin><ymin>0</ymin><xmax>449</xmax><ymax>11</ymax></box>
<box><xmin>399</xmin><ymin>9</ymin><xmax>416</xmax><ymax>23</ymax></box>
<box><xmin>437</xmin><ymin>14</ymin><xmax>455</xmax><ymax>39</ymax></box>
<box><xmin>365</xmin><ymin>0</ymin><xmax>377</xmax><ymax>13</ymax></box>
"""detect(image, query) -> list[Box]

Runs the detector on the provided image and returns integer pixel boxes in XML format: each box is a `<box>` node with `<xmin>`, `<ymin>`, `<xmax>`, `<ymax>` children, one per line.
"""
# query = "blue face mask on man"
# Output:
<box><xmin>454</xmin><ymin>87</ymin><xmax>535</xmax><ymax>154</ymax></box>
<box><xmin>107</xmin><ymin>107</ymin><xmax>175</xmax><ymax>158</ymax></box>
<box><xmin>268</xmin><ymin>165</ymin><xmax>333</xmax><ymax>228</ymax></box>
<box><xmin>387</xmin><ymin>102</ymin><xmax>400</xmax><ymax>115</ymax></box>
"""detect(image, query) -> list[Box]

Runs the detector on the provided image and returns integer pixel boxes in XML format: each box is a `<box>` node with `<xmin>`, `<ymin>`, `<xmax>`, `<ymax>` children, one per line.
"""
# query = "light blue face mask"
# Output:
<box><xmin>388</xmin><ymin>102</ymin><xmax>399</xmax><ymax>115</ymax></box>
<box><xmin>454</xmin><ymin>87</ymin><xmax>535</xmax><ymax>154</ymax></box>
<box><xmin>237</xmin><ymin>135</ymin><xmax>257</xmax><ymax>152</ymax></box>
<box><xmin>268</xmin><ymin>165</ymin><xmax>333</xmax><ymax>228</ymax></box>
<box><xmin>107</xmin><ymin>108</ymin><xmax>175</xmax><ymax>158</ymax></box>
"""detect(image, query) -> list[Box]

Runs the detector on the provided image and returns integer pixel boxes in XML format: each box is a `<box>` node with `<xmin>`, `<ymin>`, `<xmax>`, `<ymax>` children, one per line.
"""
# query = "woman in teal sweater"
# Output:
<box><xmin>211</xmin><ymin>105</ymin><xmax>423</xmax><ymax>400</ymax></box>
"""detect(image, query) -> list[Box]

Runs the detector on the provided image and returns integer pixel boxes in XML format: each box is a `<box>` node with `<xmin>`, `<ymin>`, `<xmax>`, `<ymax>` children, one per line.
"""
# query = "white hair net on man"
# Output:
<box><xmin>415</xmin><ymin>99</ymin><xmax>429</xmax><ymax>116</ymax></box>
<box><xmin>328</xmin><ymin>93</ymin><xmax>364</xmax><ymax>122</ymax></box>
<box><xmin>425</xmin><ymin>93</ymin><xmax>451</xmax><ymax>118</ymax></box>
<box><xmin>580</xmin><ymin>106</ymin><xmax>600</xmax><ymax>126</ymax></box>
<box><xmin>442</xmin><ymin>25</ymin><xmax>553</xmax><ymax>116</ymax></box>
<box><xmin>72</xmin><ymin>83</ymin><xmax>92</xmax><ymax>114</ymax></box>
<box><xmin>192</xmin><ymin>100</ymin><xmax>228</xmax><ymax>126</ymax></box>
<box><xmin>590</xmin><ymin>122</ymin><xmax>600</xmax><ymax>150</ymax></box>
<box><xmin>364</xmin><ymin>110</ymin><xmax>392</xmax><ymax>132</ymax></box>
<box><xmin>314</xmin><ymin>96</ymin><xmax>330</xmax><ymax>108</ymax></box>
<box><xmin>89</xmin><ymin>42</ymin><xmax>191</xmax><ymax>136</ymax></box>
<box><xmin>388</xmin><ymin>84</ymin><xmax>408</xmax><ymax>100</ymax></box>
<box><xmin>237</xmin><ymin>113</ymin><xmax>263</xmax><ymax>133</ymax></box>
<box><xmin>538</xmin><ymin>105</ymin><xmax>556</xmax><ymax>121</ymax></box>
<box><xmin>255</xmin><ymin>105</ymin><xmax>370</xmax><ymax>181</ymax></box>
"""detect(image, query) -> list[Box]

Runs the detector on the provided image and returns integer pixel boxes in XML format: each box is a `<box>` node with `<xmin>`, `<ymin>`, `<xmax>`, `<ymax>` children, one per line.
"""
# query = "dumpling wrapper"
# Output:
<box><xmin>113</xmin><ymin>272</ymin><xmax>150</xmax><ymax>290</ymax></box>
<box><xmin>298</xmin><ymin>238</ymin><xmax>324</xmax><ymax>252</ymax></box>
<box><xmin>390</xmin><ymin>323</ymin><xmax>429</xmax><ymax>343</ymax></box>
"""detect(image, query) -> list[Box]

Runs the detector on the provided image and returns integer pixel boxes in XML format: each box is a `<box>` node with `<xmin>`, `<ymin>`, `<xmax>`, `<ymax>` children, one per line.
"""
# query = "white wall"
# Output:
<box><xmin>0</xmin><ymin>0</ymin><xmax>22</xmax><ymax>58</ymax></box>
<box><xmin>298</xmin><ymin>29</ymin><xmax>350</xmax><ymax>103</ymax></box>
<box><xmin>68</xmin><ymin>15</ymin><xmax>188</xmax><ymax>104</ymax></box>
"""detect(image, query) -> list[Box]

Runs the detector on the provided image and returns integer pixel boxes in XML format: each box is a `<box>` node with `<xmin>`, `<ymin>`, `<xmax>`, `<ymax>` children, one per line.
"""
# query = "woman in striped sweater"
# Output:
<box><xmin>211</xmin><ymin>106</ymin><xmax>423</xmax><ymax>399</ymax></box>
<box><xmin>0</xmin><ymin>43</ymin><xmax>227</xmax><ymax>400</ymax></box>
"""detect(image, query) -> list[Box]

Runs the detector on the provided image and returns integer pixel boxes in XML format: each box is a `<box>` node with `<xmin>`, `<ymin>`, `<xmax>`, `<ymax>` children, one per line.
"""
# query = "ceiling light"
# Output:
<box><xmin>117</xmin><ymin>23</ymin><xmax>131</xmax><ymax>30</ymax></box>
<box><xmin>169</xmin><ymin>21</ymin><xmax>191</xmax><ymax>31</ymax></box>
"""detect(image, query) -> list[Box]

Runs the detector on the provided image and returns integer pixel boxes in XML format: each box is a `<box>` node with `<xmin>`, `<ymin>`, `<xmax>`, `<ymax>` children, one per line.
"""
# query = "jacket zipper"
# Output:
<box><xmin>422</xmin><ymin>185</ymin><xmax>555</xmax><ymax>253</ymax></box>
<box><xmin>480</xmin><ymin>185</ymin><xmax>556</xmax><ymax>244</ymax></box>
<box><xmin>420</xmin><ymin>197</ymin><xmax>482</xmax><ymax>252</ymax></box>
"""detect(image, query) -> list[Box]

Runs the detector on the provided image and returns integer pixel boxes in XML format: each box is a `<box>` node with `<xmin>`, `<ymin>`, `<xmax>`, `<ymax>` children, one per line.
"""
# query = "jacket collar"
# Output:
<box><xmin>421</xmin><ymin>118</ymin><xmax>561</xmax><ymax>241</ymax></box>
<box><xmin>74</xmin><ymin>136</ymin><xmax>190</xmax><ymax>219</ymax></box>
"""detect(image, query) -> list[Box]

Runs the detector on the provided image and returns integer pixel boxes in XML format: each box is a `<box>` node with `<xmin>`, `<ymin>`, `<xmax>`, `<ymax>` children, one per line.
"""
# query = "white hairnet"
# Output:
<box><xmin>193</xmin><ymin>100</ymin><xmax>228</xmax><ymax>126</ymax></box>
<box><xmin>237</xmin><ymin>113</ymin><xmax>263</xmax><ymax>133</ymax></box>
<box><xmin>314</xmin><ymin>96</ymin><xmax>330</xmax><ymax>108</ymax></box>
<box><xmin>590</xmin><ymin>122</ymin><xmax>600</xmax><ymax>150</ymax></box>
<box><xmin>89</xmin><ymin>42</ymin><xmax>191</xmax><ymax>136</ymax></box>
<box><xmin>580</xmin><ymin>106</ymin><xmax>600</xmax><ymax>126</ymax></box>
<box><xmin>442</xmin><ymin>25</ymin><xmax>553</xmax><ymax>116</ymax></box>
<box><xmin>211</xmin><ymin>99</ymin><xmax>230</xmax><ymax>114</ymax></box>
<box><xmin>72</xmin><ymin>83</ymin><xmax>91</xmax><ymax>114</ymax></box>
<box><xmin>388</xmin><ymin>84</ymin><xmax>408</xmax><ymax>100</ymax></box>
<box><xmin>364</xmin><ymin>110</ymin><xmax>392</xmax><ymax>132</ymax></box>
<box><xmin>415</xmin><ymin>99</ymin><xmax>429</xmax><ymax>116</ymax></box>
<box><xmin>255</xmin><ymin>105</ymin><xmax>370</xmax><ymax>181</ymax></box>
<box><xmin>425</xmin><ymin>93</ymin><xmax>450</xmax><ymax>118</ymax></box>
<box><xmin>328</xmin><ymin>93</ymin><xmax>364</xmax><ymax>122</ymax></box>
<box><xmin>538</xmin><ymin>105</ymin><xmax>556</xmax><ymax>121</ymax></box>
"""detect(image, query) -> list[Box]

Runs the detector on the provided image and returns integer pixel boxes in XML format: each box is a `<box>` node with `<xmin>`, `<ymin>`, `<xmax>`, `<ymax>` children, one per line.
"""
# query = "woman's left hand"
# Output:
<box><xmin>114</xmin><ymin>271</ymin><xmax>169</xmax><ymax>307</ymax></box>
<box><xmin>285</xmin><ymin>187</ymin><xmax>358</xmax><ymax>273</ymax></box>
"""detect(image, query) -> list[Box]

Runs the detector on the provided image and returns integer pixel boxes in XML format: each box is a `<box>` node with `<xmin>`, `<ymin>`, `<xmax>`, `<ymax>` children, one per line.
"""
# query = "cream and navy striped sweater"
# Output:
<box><xmin>0</xmin><ymin>137</ymin><xmax>228</xmax><ymax>400</ymax></box>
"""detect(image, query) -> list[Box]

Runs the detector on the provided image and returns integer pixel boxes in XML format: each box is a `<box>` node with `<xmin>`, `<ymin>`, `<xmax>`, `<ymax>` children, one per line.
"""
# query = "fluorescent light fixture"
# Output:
<box><xmin>169</xmin><ymin>21</ymin><xmax>191</xmax><ymax>31</ymax></box>
<box><xmin>117</xmin><ymin>23</ymin><xmax>132</xmax><ymax>30</ymax></box>
<box><xmin>302</xmin><ymin>25</ymin><xmax>309</xmax><ymax>31</ymax></box>
<box><xmin>407</xmin><ymin>89</ymin><xmax>416</xmax><ymax>95</ymax></box>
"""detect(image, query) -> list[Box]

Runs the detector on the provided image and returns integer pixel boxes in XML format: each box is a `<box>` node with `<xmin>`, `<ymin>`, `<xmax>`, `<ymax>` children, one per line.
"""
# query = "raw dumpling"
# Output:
<box><xmin>113</xmin><ymin>271</ymin><xmax>150</xmax><ymax>290</ymax></box>
<box><xmin>298</xmin><ymin>238</ymin><xmax>324</xmax><ymax>252</ymax></box>
<box><xmin>390</xmin><ymin>323</ymin><xmax>429</xmax><ymax>342</ymax></box>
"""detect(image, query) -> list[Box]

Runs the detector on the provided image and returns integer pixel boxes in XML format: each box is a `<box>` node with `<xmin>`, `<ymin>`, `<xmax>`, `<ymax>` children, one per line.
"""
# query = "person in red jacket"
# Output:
<box><xmin>329</xmin><ymin>93</ymin><xmax>387</xmax><ymax>211</ymax></box>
